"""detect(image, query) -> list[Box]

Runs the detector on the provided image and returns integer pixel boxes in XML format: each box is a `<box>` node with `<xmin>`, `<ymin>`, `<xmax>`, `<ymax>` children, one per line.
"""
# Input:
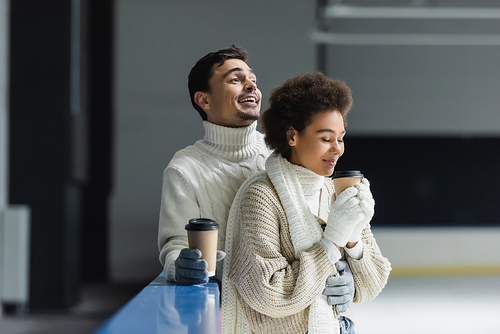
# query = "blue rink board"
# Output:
<box><xmin>93</xmin><ymin>274</ymin><xmax>220</xmax><ymax>334</ymax></box>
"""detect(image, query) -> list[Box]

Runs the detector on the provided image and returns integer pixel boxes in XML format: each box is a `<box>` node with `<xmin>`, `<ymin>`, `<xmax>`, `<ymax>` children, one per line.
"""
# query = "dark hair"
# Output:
<box><xmin>188</xmin><ymin>44</ymin><xmax>248</xmax><ymax>120</ymax></box>
<box><xmin>261</xmin><ymin>72</ymin><xmax>353</xmax><ymax>158</ymax></box>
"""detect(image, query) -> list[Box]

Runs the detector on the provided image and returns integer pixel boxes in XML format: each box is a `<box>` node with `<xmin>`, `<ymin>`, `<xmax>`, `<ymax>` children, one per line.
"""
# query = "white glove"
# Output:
<box><xmin>349</xmin><ymin>178</ymin><xmax>375</xmax><ymax>242</ymax></box>
<box><xmin>324</xmin><ymin>187</ymin><xmax>365</xmax><ymax>247</ymax></box>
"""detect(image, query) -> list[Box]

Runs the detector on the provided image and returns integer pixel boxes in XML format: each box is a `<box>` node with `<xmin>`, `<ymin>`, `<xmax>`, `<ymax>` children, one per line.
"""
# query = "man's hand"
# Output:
<box><xmin>175</xmin><ymin>248</ymin><xmax>208</xmax><ymax>285</ymax></box>
<box><xmin>322</xmin><ymin>260</ymin><xmax>355</xmax><ymax>312</ymax></box>
<box><xmin>175</xmin><ymin>249</ymin><xmax>227</xmax><ymax>285</ymax></box>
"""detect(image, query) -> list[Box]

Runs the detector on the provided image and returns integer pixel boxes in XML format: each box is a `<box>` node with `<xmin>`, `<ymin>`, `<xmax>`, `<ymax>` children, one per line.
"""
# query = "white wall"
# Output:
<box><xmin>374</xmin><ymin>227</ymin><xmax>500</xmax><ymax>276</ymax></box>
<box><xmin>112</xmin><ymin>0</ymin><xmax>317</xmax><ymax>282</ymax></box>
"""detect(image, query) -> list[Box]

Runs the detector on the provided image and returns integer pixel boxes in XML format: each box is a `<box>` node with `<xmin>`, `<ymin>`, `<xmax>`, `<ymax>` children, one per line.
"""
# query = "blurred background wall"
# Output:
<box><xmin>111</xmin><ymin>0</ymin><xmax>500</xmax><ymax>282</ymax></box>
<box><xmin>0</xmin><ymin>0</ymin><xmax>7</xmax><ymax>211</ymax></box>
<box><xmin>313</xmin><ymin>0</ymin><xmax>500</xmax><ymax>276</ymax></box>
<box><xmin>110</xmin><ymin>0</ymin><xmax>317</xmax><ymax>282</ymax></box>
<box><xmin>2</xmin><ymin>0</ymin><xmax>500</xmax><ymax>311</ymax></box>
<box><xmin>6</xmin><ymin>0</ymin><xmax>114</xmax><ymax>309</ymax></box>
<box><xmin>0</xmin><ymin>0</ymin><xmax>9</xmax><ymax>315</ymax></box>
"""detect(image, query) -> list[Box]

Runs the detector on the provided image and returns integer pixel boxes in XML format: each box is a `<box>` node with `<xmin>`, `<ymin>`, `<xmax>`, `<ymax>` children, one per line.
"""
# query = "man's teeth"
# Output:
<box><xmin>239</xmin><ymin>97</ymin><xmax>256</xmax><ymax>103</ymax></box>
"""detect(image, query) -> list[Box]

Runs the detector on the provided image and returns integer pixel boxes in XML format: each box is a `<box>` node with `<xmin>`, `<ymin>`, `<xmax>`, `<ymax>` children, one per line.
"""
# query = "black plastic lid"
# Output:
<box><xmin>185</xmin><ymin>218</ymin><xmax>220</xmax><ymax>231</ymax></box>
<box><xmin>331</xmin><ymin>170</ymin><xmax>364</xmax><ymax>179</ymax></box>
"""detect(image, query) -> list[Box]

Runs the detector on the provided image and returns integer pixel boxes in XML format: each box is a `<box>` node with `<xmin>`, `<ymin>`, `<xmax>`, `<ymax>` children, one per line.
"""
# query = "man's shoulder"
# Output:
<box><xmin>165</xmin><ymin>143</ymin><xmax>230</xmax><ymax>178</ymax></box>
<box><xmin>167</xmin><ymin>144</ymin><xmax>206</xmax><ymax>168</ymax></box>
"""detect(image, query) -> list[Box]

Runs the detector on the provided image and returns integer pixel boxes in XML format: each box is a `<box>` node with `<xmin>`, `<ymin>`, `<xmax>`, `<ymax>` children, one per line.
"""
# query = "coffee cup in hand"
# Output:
<box><xmin>331</xmin><ymin>170</ymin><xmax>363</xmax><ymax>197</ymax></box>
<box><xmin>185</xmin><ymin>218</ymin><xmax>220</xmax><ymax>277</ymax></box>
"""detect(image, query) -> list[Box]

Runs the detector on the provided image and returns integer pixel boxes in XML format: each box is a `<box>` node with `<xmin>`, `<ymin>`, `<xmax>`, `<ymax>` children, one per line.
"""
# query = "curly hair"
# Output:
<box><xmin>188</xmin><ymin>44</ymin><xmax>248</xmax><ymax>120</ymax></box>
<box><xmin>261</xmin><ymin>72</ymin><xmax>353</xmax><ymax>158</ymax></box>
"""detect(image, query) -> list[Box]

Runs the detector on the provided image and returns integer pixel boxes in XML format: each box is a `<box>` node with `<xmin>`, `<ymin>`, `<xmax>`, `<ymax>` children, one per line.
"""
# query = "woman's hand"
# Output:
<box><xmin>324</xmin><ymin>187</ymin><xmax>365</xmax><ymax>247</ymax></box>
<box><xmin>323</xmin><ymin>261</ymin><xmax>355</xmax><ymax>312</ymax></box>
<box><xmin>348</xmin><ymin>178</ymin><xmax>375</xmax><ymax>243</ymax></box>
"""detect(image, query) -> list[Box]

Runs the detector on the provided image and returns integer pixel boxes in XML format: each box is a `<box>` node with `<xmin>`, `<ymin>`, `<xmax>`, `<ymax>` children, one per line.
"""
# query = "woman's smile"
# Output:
<box><xmin>323</xmin><ymin>158</ymin><xmax>337</xmax><ymax>167</ymax></box>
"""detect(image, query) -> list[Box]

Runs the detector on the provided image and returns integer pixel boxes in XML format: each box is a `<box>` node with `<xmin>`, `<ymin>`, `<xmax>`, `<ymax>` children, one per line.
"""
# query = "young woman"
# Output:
<box><xmin>222</xmin><ymin>72</ymin><xmax>391</xmax><ymax>334</ymax></box>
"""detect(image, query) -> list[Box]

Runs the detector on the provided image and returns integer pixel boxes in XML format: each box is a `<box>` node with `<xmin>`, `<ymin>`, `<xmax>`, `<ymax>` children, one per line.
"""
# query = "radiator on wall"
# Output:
<box><xmin>0</xmin><ymin>205</ymin><xmax>30</xmax><ymax>308</ymax></box>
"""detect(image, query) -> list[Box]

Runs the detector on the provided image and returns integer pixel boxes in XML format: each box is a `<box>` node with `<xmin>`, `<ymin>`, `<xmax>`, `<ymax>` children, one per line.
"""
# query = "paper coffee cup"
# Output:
<box><xmin>331</xmin><ymin>170</ymin><xmax>364</xmax><ymax>197</ymax></box>
<box><xmin>185</xmin><ymin>218</ymin><xmax>220</xmax><ymax>277</ymax></box>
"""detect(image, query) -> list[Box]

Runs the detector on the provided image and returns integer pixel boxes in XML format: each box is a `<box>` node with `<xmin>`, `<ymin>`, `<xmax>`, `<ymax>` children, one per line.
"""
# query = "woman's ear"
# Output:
<box><xmin>287</xmin><ymin>127</ymin><xmax>297</xmax><ymax>147</ymax></box>
<box><xmin>194</xmin><ymin>91</ymin><xmax>210</xmax><ymax>110</ymax></box>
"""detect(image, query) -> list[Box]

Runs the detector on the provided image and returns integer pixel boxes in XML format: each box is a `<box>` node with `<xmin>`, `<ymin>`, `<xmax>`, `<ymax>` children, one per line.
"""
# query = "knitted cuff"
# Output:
<box><xmin>320</xmin><ymin>238</ymin><xmax>342</xmax><ymax>265</ymax></box>
<box><xmin>345</xmin><ymin>241</ymin><xmax>363</xmax><ymax>260</ymax></box>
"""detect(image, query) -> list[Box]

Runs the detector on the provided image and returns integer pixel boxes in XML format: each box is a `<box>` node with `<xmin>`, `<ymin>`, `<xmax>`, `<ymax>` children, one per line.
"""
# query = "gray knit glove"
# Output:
<box><xmin>175</xmin><ymin>248</ymin><xmax>209</xmax><ymax>285</ymax></box>
<box><xmin>175</xmin><ymin>249</ymin><xmax>226</xmax><ymax>285</ymax></box>
<box><xmin>348</xmin><ymin>178</ymin><xmax>375</xmax><ymax>243</ymax></box>
<box><xmin>323</xmin><ymin>260</ymin><xmax>355</xmax><ymax>312</ymax></box>
<box><xmin>324</xmin><ymin>187</ymin><xmax>365</xmax><ymax>247</ymax></box>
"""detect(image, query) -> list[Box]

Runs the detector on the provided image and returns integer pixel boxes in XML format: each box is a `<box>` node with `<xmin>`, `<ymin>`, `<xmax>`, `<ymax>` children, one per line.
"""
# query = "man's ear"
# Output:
<box><xmin>194</xmin><ymin>91</ymin><xmax>210</xmax><ymax>110</ymax></box>
<box><xmin>287</xmin><ymin>127</ymin><xmax>297</xmax><ymax>147</ymax></box>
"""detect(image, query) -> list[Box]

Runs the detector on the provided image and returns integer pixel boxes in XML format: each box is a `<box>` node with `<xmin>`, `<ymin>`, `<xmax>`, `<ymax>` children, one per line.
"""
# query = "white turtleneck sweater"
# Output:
<box><xmin>158</xmin><ymin>121</ymin><xmax>271</xmax><ymax>281</ymax></box>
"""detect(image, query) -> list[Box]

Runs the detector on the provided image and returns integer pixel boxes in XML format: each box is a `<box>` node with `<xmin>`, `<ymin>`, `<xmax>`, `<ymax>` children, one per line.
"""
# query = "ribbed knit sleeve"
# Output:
<box><xmin>346</xmin><ymin>224</ymin><xmax>392</xmax><ymax>303</ymax></box>
<box><xmin>229</xmin><ymin>180</ymin><xmax>337</xmax><ymax>333</ymax></box>
<box><xmin>321</xmin><ymin>178</ymin><xmax>391</xmax><ymax>304</ymax></box>
<box><xmin>158</xmin><ymin>165</ymin><xmax>200</xmax><ymax>280</ymax></box>
<box><xmin>157</xmin><ymin>122</ymin><xmax>271</xmax><ymax>283</ymax></box>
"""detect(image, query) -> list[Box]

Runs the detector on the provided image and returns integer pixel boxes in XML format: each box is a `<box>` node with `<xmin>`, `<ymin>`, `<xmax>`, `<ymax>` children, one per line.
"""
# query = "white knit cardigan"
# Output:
<box><xmin>222</xmin><ymin>153</ymin><xmax>339</xmax><ymax>334</ymax></box>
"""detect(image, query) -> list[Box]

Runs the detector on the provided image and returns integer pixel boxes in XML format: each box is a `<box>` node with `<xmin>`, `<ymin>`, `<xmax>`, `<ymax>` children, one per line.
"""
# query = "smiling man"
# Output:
<box><xmin>157</xmin><ymin>45</ymin><xmax>272</xmax><ymax>285</ymax></box>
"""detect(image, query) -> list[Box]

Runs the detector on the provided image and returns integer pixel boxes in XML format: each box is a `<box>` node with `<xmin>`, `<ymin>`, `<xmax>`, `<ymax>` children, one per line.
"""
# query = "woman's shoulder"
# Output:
<box><xmin>239</xmin><ymin>175</ymin><xmax>283</xmax><ymax>211</ymax></box>
<box><xmin>240</xmin><ymin>175</ymin><xmax>285</xmax><ymax>220</ymax></box>
<box><xmin>244</xmin><ymin>175</ymin><xmax>277</xmax><ymax>197</ymax></box>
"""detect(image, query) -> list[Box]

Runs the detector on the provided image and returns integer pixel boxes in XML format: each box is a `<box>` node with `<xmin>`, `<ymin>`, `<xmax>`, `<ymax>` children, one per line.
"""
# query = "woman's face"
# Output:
<box><xmin>288</xmin><ymin>110</ymin><xmax>345</xmax><ymax>177</ymax></box>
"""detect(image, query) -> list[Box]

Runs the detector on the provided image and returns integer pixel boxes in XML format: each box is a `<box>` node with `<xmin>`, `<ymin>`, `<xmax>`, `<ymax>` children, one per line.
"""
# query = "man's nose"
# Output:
<box><xmin>245</xmin><ymin>78</ymin><xmax>257</xmax><ymax>91</ymax></box>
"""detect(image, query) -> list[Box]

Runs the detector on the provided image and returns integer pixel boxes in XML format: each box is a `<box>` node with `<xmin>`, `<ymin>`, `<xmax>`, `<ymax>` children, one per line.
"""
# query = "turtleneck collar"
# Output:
<box><xmin>203</xmin><ymin>121</ymin><xmax>257</xmax><ymax>145</ymax></box>
<box><xmin>198</xmin><ymin>121</ymin><xmax>264</xmax><ymax>162</ymax></box>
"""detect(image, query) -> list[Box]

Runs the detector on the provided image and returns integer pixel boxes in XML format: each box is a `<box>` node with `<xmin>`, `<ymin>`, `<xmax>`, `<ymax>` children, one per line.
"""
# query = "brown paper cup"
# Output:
<box><xmin>332</xmin><ymin>170</ymin><xmax>364</xmax><ymax>197</ymax></box>
<box><xmin>185</xmin><ymin>218</ymin><xmax>220</xmax><ymax>277</ymax></box>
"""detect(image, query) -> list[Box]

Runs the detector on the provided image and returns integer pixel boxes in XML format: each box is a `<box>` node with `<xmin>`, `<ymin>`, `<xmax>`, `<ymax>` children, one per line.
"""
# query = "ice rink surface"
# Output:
<box><xmin>351</xmin><ymin>275</ymin><xmax>500</xmax><ymax>334</ymax></box>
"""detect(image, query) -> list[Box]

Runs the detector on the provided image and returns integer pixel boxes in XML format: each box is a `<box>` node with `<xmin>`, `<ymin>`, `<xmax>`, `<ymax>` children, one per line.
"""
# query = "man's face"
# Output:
<box><xmin>202</xmin><ymin>59</ymin><xmax>261</xmax><ymax>128</ymax></box>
